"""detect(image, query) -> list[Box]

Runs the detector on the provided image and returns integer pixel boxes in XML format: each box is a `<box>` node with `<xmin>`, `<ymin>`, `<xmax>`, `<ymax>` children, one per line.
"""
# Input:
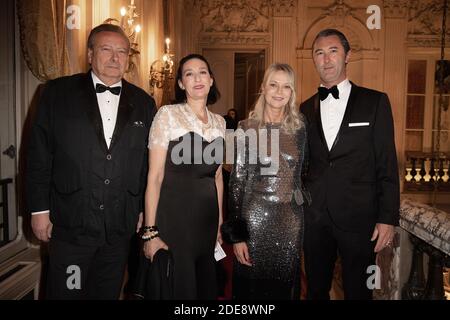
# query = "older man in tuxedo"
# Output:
<box><xmin>27</xmin><ymin>24</ymin><xmax>156</xmax><ymax>299</ymax></box>
<box><xmin>300</xmin><ymin>29</ymin><xmax>400</xmax><ymax>299</ymax></box>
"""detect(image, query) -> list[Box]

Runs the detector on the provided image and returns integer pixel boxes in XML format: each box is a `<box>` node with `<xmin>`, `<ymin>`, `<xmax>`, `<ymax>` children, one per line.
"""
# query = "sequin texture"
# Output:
<box><xmin>228</xmin><ymin>118</ymin><xmax>307</xmax><ymax>296</ymax></box>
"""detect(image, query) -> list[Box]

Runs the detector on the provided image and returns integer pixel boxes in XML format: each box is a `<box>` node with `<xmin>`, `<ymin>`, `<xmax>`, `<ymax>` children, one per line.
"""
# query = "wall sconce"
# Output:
<box><xmin>149</xmin><ymin>38</ymin><xmax>175</xmax><ymax>101</ymax></box>
<box><xmin>103</xmin><ymin>0</ymin><xmax>141</xmax><ymax>72</ymax></box>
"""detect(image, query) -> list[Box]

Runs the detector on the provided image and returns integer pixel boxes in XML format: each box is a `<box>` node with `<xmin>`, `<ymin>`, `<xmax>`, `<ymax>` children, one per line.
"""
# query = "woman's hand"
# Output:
<box><xmin>216</xmin><ymin>227</ymin><xmax>223</xmax><ymax>245</ymax></box>
<box><xmin>233</xmin><ymin>242</ymin><xmax>252</xmax><ymax>266</ymax></box>
<box><xmin>143</xmin><ymin>237</ymin><xmax>169</xmax><ymax>262</ymax></box>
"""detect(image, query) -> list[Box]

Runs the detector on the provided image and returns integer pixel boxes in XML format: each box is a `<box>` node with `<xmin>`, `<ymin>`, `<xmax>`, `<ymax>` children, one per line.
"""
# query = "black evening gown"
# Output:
<box><xmin>156</xmin><ymin>131</ymin><xmax>223</xmax><ymax>299</ymax></box>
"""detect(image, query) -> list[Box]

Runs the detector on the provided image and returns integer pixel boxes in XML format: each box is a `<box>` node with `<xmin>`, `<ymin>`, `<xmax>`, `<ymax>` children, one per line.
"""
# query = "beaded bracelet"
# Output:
<box><xmin>142</xmin><ymin>230</ymin><xmax>159</xmax><ymax>240</ymax></box>
<box><xmin>143</xmin><ymin>225</ymin><xmax>158</xmax><ymax>232</ymax></box>
<box><xmin>142</xmin><ymin>234</ymin><xmax>160</xmax><ymax>242</ymax></box>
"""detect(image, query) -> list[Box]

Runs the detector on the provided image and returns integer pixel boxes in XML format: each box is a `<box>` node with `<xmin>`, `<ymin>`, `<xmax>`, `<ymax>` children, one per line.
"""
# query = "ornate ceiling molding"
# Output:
<box><xmin>383</xmin><ymin>0</ymin><xmax>408</xmax><ymax>18</ymax></box>
<box><xmin>184</xmin><ymin>0</ymin><xmax>289</xmax><ymax>47</ymax></box>
<box><xmin>271</xmin><ymin>0</ymin><xmax>297</xmax><ymax>17</ymax></box>
<box><xmin>319</xmin><ymin>0</ymin><xmax>358</xmax><ymax>27</ymax></box>
<box><xmin>407</xmin><ymin>36</ymin><xmax>450</xmax><ymax>48</ymax></box>
<box><xmin>186</xmin><ymin>0</ymin><xmax>270</xmax><ymax>33</ymax></box>
<box><xmin>199</xmin><ymin>33</ymin><xmax>271</xmax><ymax>46</ymax></box>
<box><xmin>184</xmin><ymin>0</ymin><xmax>297</xmax><ymax>34</ymax></box>
<box><xmin>407</xmin><ymin>0</ymin><xmax>450</xmax><ymax>47</ymax></box>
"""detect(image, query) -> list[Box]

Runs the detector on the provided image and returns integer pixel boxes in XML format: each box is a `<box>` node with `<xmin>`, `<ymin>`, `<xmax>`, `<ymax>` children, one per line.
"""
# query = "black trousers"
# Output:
<box><xmin>46</xmin><ymin>237</ymin><xmax>130</xmax><ymax>300</ymax></box>
<box><xmin>303</xmin><ymin>208</ymin><xmax>376</xmax><ymax>300</ymax></box>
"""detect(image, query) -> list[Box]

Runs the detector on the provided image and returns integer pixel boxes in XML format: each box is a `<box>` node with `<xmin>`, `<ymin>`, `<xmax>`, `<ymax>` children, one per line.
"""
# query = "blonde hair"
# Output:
<box><xmin>248</xmin><ymin>63</ymin><xmax>303</xmax><ymax>133</ymax></box>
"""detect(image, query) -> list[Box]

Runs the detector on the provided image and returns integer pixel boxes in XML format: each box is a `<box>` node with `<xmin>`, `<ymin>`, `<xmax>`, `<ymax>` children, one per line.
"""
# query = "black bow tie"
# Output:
<box><xmin>95</xmin><ymin>83</ymin><xmax>122</xmax><ymax>95</ymax></box>
<box><xmin>318</xmin><ymin>85</ymin><xmax>339</xmax><ymax>101</ymax></box>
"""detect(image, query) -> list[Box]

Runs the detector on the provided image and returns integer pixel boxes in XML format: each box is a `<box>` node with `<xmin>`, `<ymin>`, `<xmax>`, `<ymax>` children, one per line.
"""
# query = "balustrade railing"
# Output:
<box><xmin>404</xmin><ymin>152</ymin><xmax>450</xmax><ymax>192</ymax></box>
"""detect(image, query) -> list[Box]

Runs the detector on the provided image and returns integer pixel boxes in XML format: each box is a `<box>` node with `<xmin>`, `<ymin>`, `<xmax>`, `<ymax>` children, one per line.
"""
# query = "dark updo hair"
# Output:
<box><xmin>174</xmin><ymin>54</ymin><xmax>221</xmax><ymax>105</ymax></box>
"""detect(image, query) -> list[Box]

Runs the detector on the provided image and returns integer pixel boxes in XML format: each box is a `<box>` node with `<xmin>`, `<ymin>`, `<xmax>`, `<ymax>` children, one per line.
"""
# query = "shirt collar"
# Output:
<box><xmin>91</xmin><ymin>71</ymin><xmax>122</xmax><ymax>89</ymax></box>
<box><xmin>336</xmin><ymin>78</ymin><xmax>351</xmax><ymax>93</ymax></box>
<box><xmin>320</xmin><ymin>78</ymin><xmax>350</xmax><ymax>89</ymax></box>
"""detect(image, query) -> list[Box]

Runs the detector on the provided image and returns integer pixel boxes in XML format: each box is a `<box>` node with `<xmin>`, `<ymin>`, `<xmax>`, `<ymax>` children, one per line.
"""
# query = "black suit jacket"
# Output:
<box><xmin>27</xmin><ymin>72</ymin><xmax>156</xmax><ymax>245</ymax></box>
<box><xmin>300</xmin><ymin>83</ymin><xmax>400</xmax><ymax>233</ymax></box>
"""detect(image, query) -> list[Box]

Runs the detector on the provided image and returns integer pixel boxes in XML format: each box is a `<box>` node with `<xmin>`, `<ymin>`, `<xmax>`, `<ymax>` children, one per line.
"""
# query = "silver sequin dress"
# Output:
<box><xmin>226</xmin><ymin>118</ymin><xmax>307</xmax><ymax>300</ymax></box>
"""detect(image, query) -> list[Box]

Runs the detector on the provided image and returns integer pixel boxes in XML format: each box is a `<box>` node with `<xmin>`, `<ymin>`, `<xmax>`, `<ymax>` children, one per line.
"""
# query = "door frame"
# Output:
<box><xmin>0</xmin><ymin>0</ymin><xmax>32</xmax><ymax>264</ymax></box>
<box><xmin>201</xmin><ymin>47</ymin><xmax>269</xmax><ymax>117</ymax></box>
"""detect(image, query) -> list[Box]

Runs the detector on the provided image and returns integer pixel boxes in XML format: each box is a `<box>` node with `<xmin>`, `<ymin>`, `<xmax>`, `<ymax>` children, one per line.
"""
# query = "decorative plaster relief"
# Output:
<box><xmin>408</xmin><ymin>0</ymin><xmax>450</xmax><ymax>35</ymax></box>
<box><xmin>185</xmin><ymin>0</ymin><xmax>296</xmax><ymax>33</ymax></box>
<box><xmin>407</xmin><ymin>0</ymin><xmax>450</xmax><ymax>47</ymax></box>
<box><xmin>384</xmin><ymin>0</ymin><xmax>409</xmax><ymax>18</ymax></box>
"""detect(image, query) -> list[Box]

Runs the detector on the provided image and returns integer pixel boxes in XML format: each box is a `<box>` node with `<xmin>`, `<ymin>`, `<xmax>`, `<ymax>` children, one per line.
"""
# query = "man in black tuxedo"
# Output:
<box><xmin>27</xmin><ymin>24</ymin><xmax>156</xmax><ymax>299</ymax></box>
<box><xmin>300</xmin><ymin>29</ymin><xmax>399</xmax><ymax>299</ymax></box>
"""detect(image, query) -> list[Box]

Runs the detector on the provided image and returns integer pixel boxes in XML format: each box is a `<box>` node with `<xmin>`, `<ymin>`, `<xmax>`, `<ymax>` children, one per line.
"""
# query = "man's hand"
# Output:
<box><xmin>31</xmin><ymin>213</ymin><xmax>53</xmax><ymax>242</ymax></box>
<box><xmin>136</xmin><ymin>212</ymin><xmax>143</xmax><ymax>233</ymax></box>
<box><xmin>371</xmin><ymin>223</ymin><xmax>395</xmax><ymax>253</ymax></box>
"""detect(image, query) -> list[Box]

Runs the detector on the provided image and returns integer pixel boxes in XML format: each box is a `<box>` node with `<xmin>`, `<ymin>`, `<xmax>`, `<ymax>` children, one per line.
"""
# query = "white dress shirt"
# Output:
<box><xmin>91</xmin><ymin>72</ymin><xmax>121</xmax><ymax>149</ymax></box>
<box><xmin>320</xmin><ymin>79</ymin><xmax>352</xmax><ymax>151</ymax></box>
<box><xmin>32</xmin><ymin>72</ymin><xmax>122</xmax><ymax>216</ymax></box>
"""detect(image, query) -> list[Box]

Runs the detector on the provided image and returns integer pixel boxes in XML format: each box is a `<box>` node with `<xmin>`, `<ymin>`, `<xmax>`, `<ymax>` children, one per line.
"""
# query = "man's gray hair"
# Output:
<box><xmin>87</xmin><ymin>24</ymin><xmax>130</xmax><ymax>50</ymax></box>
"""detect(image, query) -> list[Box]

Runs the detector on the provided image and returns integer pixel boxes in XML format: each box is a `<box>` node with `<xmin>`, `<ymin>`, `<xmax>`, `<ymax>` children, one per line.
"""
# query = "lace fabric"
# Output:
<box><xmin>148</xmin><ymin>103</ymin><xmax>226</xmax><ymax>149</ymax></box>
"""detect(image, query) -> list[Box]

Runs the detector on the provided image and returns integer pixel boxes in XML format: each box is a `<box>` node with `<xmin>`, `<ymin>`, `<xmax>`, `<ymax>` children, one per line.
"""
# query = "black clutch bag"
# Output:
<box><xmin>132</xmin><ymin>249</ymin><xmax>174</xmax><ymax>300</ymax></box>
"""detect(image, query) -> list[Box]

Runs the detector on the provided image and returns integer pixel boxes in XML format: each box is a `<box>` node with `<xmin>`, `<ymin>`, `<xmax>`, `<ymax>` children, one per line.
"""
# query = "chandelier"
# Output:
<box><xmin>103</xmin><ymin>0</ymin><xmax>141</xmax><ymax>72</ymax></box>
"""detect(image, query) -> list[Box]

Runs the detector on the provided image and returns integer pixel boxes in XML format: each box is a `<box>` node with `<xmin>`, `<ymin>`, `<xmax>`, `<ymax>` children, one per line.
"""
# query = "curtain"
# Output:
<box><xmin>17</xmin><ymin>0</ymin><xmax>70</xmax><ymax>81</ymax></box>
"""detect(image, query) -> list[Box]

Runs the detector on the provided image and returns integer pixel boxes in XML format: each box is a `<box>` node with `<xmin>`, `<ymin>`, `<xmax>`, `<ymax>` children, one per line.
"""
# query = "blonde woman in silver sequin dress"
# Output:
<box><xmin>222</xmin><ymin>63</ymin><xmax>308</xmax><ymax>299</ymax></box>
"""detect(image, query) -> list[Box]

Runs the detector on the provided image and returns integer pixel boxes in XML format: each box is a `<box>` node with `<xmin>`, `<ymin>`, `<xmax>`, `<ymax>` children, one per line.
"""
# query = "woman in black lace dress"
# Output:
<box><xmin>143</xmin><ymin>54</ymin><xmax>226</xmax><ymax>299</ymax></box>
<box><xmin>222</xmin><ymin>63</ymin><xmax>308</xmax><ymax>299</ymax></box>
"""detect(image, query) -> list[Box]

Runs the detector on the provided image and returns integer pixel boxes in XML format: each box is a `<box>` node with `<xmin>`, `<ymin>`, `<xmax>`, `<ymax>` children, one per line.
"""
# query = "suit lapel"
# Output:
<box><xmin>109</xmin><ymin>80</ymin><xmax>134</xmax><ymax>151</ymax></box>
<box><xmin>329</xmin><ymin>82</ymin><xmax>359</xmax><ymax>153</ymax></box>
<box><xmin>313</xmin><ymin>94</ymin><xmax>330</xmax><ymax>155</ymax></box>
<box><xmin>79</xmin><ymin>72</ymin><xmax>109</xmax><ymax>153</ymax></box>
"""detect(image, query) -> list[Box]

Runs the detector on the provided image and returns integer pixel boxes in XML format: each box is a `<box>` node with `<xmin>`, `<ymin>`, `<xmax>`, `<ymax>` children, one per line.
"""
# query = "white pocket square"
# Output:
<box><xmin>348</xmin><ymin>122</ymin><xmax>370</xmax><ymax>127</ymax></box>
